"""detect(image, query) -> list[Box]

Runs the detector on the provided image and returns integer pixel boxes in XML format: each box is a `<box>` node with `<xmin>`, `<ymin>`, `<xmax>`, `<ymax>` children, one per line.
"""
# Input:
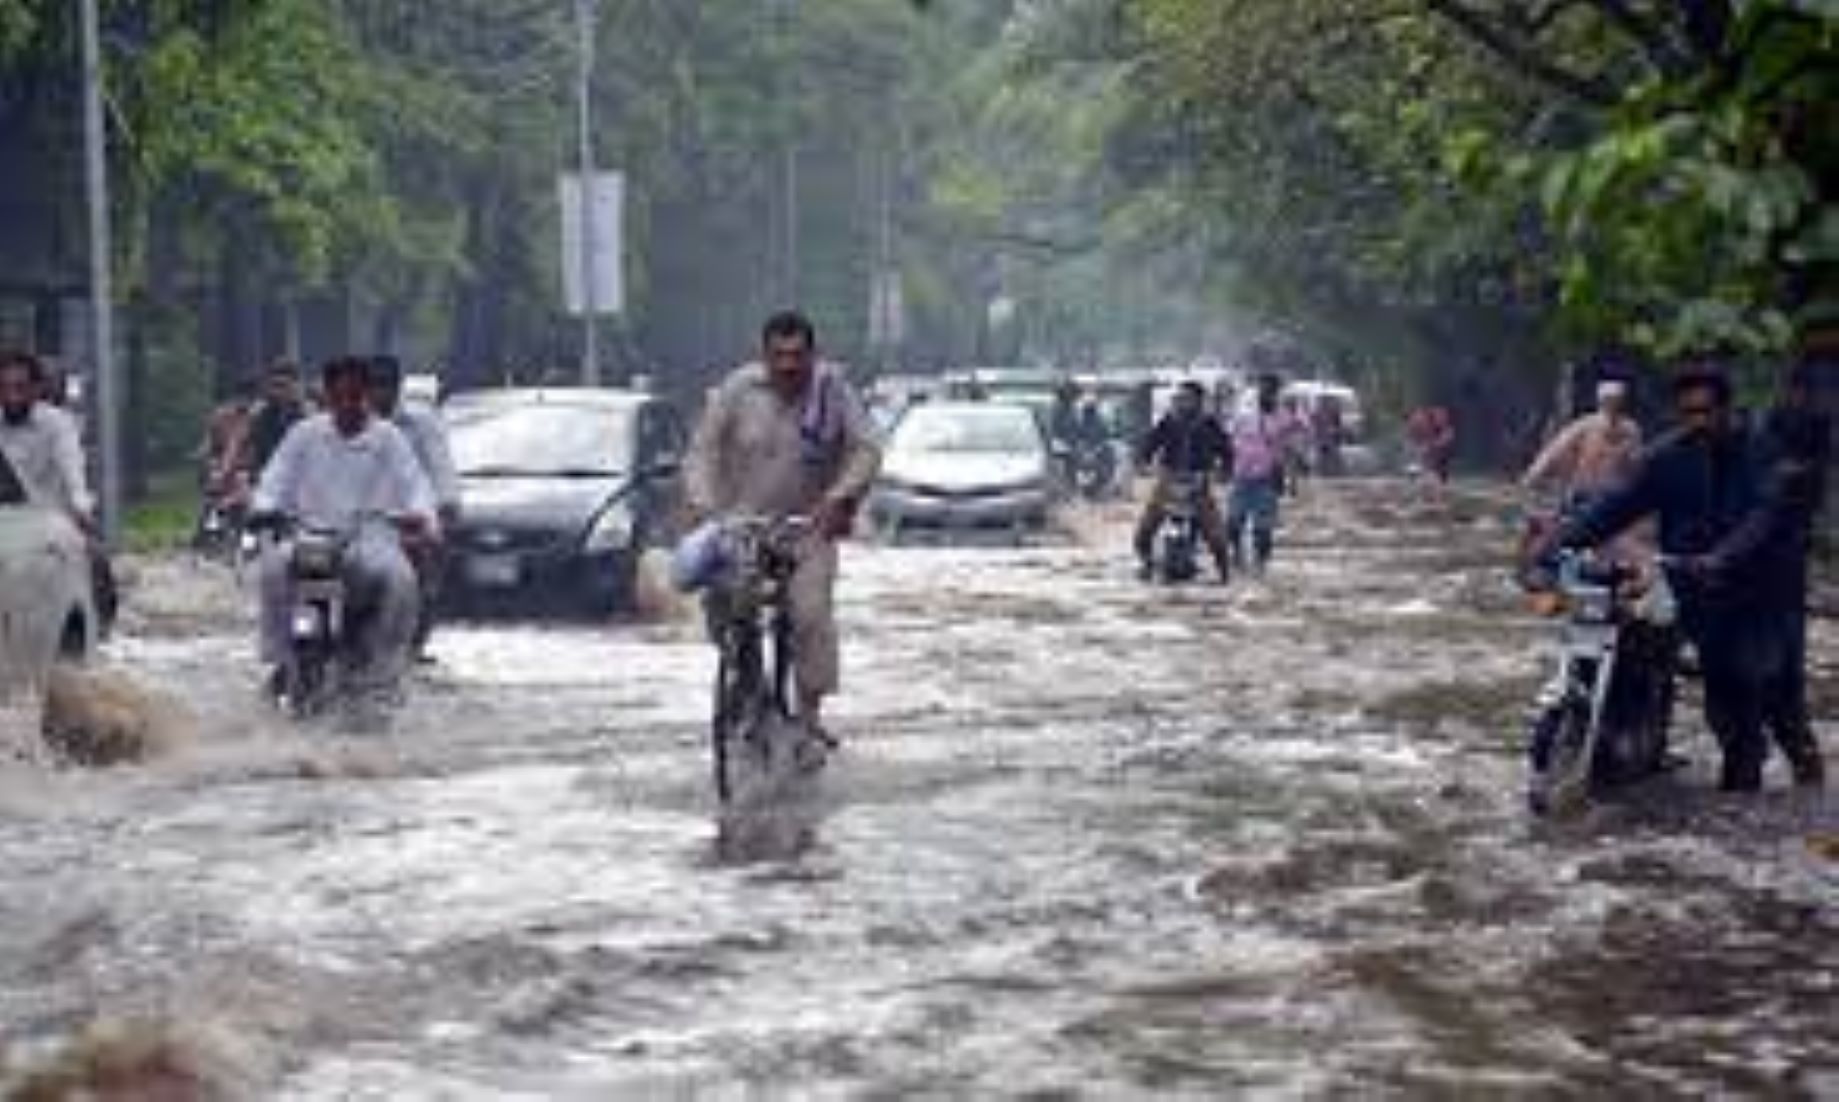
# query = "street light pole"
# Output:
<box><xmin>78</xmin><ymin>0</ymin><xmax>120</xmax><ymax>544</ymax></box>
<box><xmin>573</xmin><ymin>0</ymin><xmax>601</xmax><ymax>386</ymax></box>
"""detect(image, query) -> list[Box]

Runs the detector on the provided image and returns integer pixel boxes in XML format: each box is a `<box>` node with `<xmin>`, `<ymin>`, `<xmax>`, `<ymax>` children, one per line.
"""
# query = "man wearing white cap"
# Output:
<box><xmin>1522</xmin><ymin>379</ymin><xmax>1644</xmax><ymax>506</ymax></box>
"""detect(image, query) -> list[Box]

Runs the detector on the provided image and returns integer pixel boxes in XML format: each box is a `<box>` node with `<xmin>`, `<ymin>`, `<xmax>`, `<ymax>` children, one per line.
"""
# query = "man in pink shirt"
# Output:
<box><xmin>1227</xmin><ymin>374</ymin><xmax>1289</xmax><ymax>572</ymax></box>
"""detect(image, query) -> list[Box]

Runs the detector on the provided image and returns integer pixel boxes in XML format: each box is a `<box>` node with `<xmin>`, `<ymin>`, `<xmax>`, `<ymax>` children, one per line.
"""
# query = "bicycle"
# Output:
<box><xmin>702</xmin><ymin>515</ymin><xmax>822</xmax><ymax>804</ymax></box>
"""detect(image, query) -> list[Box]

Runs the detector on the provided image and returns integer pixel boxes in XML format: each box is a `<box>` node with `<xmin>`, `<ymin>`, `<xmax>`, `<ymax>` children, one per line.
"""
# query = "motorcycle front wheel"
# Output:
<box><xmin>712</xmin><ymin>626</ymin><xmax>769</xmax><ymax>804</ymax></box>
<box><xmin>1527</xmin><ymin>698</ymin><xmax>1592</xmax><ymax>816</ymax></box>
<box><xmin>284</xmin><ymin>657</ymin><xmax>328</xmax><ymax>720</ymax></box>
<box><xmin>1160</xmin><ymin>528</ymin><xmax>1198</xmax><ymax>584</ymax></box>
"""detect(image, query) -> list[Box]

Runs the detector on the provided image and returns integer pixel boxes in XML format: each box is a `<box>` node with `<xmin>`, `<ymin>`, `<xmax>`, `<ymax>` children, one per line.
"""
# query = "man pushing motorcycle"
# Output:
<box><xmin>1549</xmin><ymin>364</ymin><xmax>1819</xmax><ymax>792</ymax></box>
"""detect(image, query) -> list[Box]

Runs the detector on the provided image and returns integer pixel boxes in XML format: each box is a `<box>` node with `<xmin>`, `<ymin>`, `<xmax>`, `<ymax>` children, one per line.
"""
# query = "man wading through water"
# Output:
<box><xmin>1555</xmin><ymin>364</ymin><xmax>1822</xmax><ymax>791</ymax></box>
<box><xmin>685</xmin><ymin>312</ymin><xmax>882</xmax><ymax>746</ymax></box>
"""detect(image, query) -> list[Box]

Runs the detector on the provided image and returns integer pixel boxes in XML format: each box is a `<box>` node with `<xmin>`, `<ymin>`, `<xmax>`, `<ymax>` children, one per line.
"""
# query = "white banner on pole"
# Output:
<box><xmin>560</xmin><ymin>171</ymin><xmax>625</xmax><ymax>316</ymax></box>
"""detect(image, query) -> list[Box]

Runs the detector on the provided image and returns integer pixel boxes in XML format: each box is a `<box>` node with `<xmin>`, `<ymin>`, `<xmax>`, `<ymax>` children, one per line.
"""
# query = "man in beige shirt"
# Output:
<box><xmin>1523</xmin><ymin>379</ymin><xmax>1644</xmax><ymax>504</ymax></box>
<box><xmin>685</xmin><ymin>312</ymin><xmax>882</xmax><ymax>737</ymax></box>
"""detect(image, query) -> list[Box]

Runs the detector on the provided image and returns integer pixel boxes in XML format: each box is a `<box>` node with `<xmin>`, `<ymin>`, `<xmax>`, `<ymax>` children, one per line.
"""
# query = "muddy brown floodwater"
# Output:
<box><xmin>1</xmin><ymin>479</ymin><xmax>1834</xmax><ymax>1097</ymax></box>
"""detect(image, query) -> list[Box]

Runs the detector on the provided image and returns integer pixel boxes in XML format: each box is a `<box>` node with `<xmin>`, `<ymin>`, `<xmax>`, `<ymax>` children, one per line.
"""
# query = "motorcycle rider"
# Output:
<box><xmin>0</xmin><ymin>351</ymin><xmax>93</xmax><ymax>523</ymax></box>
<box><xmin>684</xmin><ymin>311</ymin><xmax>882</xmax><ymax>744</ymax></box>
<box><xmin>250</xmin><ymin>356</ymin><xmax>436</xmax><ymax>702</ymax></box>
<box><xmin>1074</xmin><ymin>396</ymin><xmax>1109</xmax><ymax>450</ymax></box>
<box><xmin>1133</xmin><ymin>379</ymin><xmax>1234</xmax><ymax>582</ymax></box>
<box><xmin>1407</xmin><ymin>403</ymin><xmax>1457</xmax><ymax>487</ymax></box>
<box><xmin>1521</xmin><ymin>378</ymin><xmax>1648</xmax><ymax>570</ymax></box>
<box><xmin>0</xmin><ymin>350</ymin><xmax>116</xmax><ymax>631</ymax></box>
<box><xmin>1226</xmin><ymin>373</ymin><xmax>1289</xmax><ymax>572</ymax></box>
<box><xmin>369</xmin><ymin>355</ymin><xmax>461</xmax><ymax>659</ymax></box>
<box><xmin>234</xmin><ymin>359</ymin><xmax>307</xmax><ymax>481</ymax></box>
<box><xmin>1069</xmin><ymin>392</ymin><xmax>1114</xmax><ymax>494</ymax></box>
<box><xmin>1048</xmin><ymin>378</ymin><xmax>1080</xmax><ymax>450</ymax></box>
<box><xmin>1552</xmin><ymin>364</ymin><xmax>1790</xmax><ymax>792</ymax></box>
<box><xmin>1522</xmin><ymin>379</ymin><xmax>1644</xmax><ymax>508</ymax></box>
<box><xmin>194</xmin><ymin>378</ymin><xmax>256</xmax><ymax>547</ymax></box>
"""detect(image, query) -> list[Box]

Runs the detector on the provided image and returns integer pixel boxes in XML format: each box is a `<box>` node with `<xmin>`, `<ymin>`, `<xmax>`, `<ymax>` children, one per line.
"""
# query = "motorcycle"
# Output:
<box><xmin>1524</xmin><ymin>548</ymin><xmax>1679</xmax><ymax>816</ymax></box>
<box><xmin>192</xmin><ymin>469</ymin><xmax>250</xmax><ymax>566</ymax></box>
<box><xmin>256</xmin><ymin>513</ymin><xmax>419</xmax><ymax>722</ymax></box>
<box><xmin>277</xmin><ymin>524</ymin><xmax>355</xmax><ymax>719</ymax></box>
<box><xmin>1156</xmin><ymin>475</ymin><xmax>1203</xmax><ymax>584</ymax></box>
<box><xmin>1070</xmin><ymin>439</ymin><xmax>1118</xmax><ymax>500</ymax></box>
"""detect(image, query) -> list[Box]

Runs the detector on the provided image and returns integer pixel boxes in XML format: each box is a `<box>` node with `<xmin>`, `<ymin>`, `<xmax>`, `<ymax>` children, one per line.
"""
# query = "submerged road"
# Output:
<box><xmin>1</xmin><ymin>479</ymin><xmax>1834</xmax><ymax>1096</ymax></box>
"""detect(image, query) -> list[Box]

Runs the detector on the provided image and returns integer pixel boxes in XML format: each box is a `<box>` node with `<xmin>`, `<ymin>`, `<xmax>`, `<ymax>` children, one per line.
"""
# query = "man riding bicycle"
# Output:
<box><xmin>684</xmin><ymin>312</ymin><xmax>882</xmax><ymax>745</ymax></box>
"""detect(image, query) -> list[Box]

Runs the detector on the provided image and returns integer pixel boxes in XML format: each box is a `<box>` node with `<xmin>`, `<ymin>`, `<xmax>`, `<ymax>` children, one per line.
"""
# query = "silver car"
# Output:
<box><xmin>0</xmin><ymin>460</ymin><xmax>96</xmax><ymax>697</ymax></box>
<box><xmin>870</xmin><ymin>402</ymin><xmax>1056</xmax><ymax>542</ymax></box>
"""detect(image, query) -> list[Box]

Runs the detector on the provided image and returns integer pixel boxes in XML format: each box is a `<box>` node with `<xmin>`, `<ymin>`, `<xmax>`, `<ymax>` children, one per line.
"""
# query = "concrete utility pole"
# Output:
<box><xmin>574</xmin><ymin>0</ymin><xmax>601</xmax><ymax>385</ymax></box>
<box><xmin>79</xmin><ymin>0</ymin><xmax>120</xmax><ymax>543</ymax></box>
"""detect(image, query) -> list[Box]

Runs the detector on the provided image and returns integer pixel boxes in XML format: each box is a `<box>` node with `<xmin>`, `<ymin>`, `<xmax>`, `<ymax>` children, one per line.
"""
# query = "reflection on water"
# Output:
<box><xmin>0</xmin><ymin>481</ymin><xmax>1833</xmax><ymax>1096</ymax></box>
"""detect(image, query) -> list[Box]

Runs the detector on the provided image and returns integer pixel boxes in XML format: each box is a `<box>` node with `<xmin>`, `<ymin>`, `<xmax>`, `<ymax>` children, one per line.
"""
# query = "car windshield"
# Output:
<box><xmin>450</xmin><ymin>403</ymin><xmax>636</xmax><ymax>477</ymax></box>
<box><xmin>894</xmin><ymin>408</ymin><xmax>1041</xmax><ymax>456</ymax></box>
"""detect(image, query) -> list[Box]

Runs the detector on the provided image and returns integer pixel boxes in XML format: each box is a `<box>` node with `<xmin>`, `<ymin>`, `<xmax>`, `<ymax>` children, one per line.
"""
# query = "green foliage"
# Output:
<box><xmin>127</xmin><ymin>0</ymin><xmax>380</xmax><ymax>284</ymax></box>
<box><xmin>974</xmin><ymin>0</ymin><xmax>1837</xmax><ymax>380</ymax></box>
<box><xmin>1534</xmin><ymin>5</ymin><xmax>1837</xmax><ymax>355</ymax></box>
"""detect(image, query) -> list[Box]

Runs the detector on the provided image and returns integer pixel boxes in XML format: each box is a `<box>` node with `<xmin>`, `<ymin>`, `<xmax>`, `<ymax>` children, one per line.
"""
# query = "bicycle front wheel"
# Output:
<box><xmin>712</xmin><ymin>625</ymin><xmax>764</xmax><ymax>804</ymax></box>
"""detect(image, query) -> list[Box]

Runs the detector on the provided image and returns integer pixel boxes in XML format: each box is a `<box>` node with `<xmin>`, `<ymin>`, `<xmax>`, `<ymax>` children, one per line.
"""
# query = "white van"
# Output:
<box><xmin>1279</xmin><ymin>380</ymin><xmax>1365</xmax><ymax>439</ymax></box>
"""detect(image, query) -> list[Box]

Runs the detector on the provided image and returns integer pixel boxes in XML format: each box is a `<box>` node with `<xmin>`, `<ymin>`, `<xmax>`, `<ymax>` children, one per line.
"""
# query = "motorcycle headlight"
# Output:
<box><xmin>584</xmin><ymin>500</ymin><xmax>635</xmax><ymax>553</ymax></box>
<box><xmin>291</xmin><ymin>607</ymin><xmax>324</xmax><ymax>640</ymax></box>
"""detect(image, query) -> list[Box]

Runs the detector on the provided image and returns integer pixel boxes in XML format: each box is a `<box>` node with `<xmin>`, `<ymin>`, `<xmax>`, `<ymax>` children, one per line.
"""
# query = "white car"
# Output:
<box><xmin>870</xmin><ymin>401</ymin><xmax>1056</xmax><ymax>541</ymax></box>
<box><xmin>1280</xmin><ymin>379</ymin><xmax>1366</xmax><ymax>439</ymax></box>
<box><xmin>0</xmin><ymin>461</ymin><xmax>97</xmax><ymax>698</ymax></box>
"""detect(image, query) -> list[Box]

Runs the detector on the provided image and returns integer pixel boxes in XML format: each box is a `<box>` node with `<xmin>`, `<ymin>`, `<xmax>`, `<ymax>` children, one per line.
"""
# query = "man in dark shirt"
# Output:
<box><xmin>1134</xmin><ymin>380</ymin><xmax>1234</xmax><ymax>582</ymax></box>
<box><xmin>237</xmin><ymin>359</ymin><xmax>306</xmax><ymax>480</ymax></box>
<box><xmin>1558</xmin><ymin>365</ymin><xmax>1781</xmax><ymax>791</ymax></box>
<box><xmin>1691</xmin><ymin>359</ymin><xmax>1830</xmax><ymax>787</ymax></box>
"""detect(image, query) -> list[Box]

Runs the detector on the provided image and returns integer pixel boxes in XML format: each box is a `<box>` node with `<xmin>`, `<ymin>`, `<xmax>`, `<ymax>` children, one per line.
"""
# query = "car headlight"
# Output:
<box><xmin>583</xmin><ymin>501</ymin><xmax>635</xmax><ymax>553</ymax></box>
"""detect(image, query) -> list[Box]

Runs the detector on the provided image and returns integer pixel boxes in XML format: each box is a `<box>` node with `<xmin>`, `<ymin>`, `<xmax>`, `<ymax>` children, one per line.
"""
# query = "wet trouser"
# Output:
<box><xmin>410</xmin><ymin>541</ymin><xmax>448</xmax><ymax>653</ymax></box>
<box><xmin>258</xmin><ymin>533</ymin><xmax>420</xmax><ymax>693</ymax></box>
<box><xmin>1762</xmin><ymin>611</ymin><xmax>1822</xmax><ymax>778</ymax></box>
<box><xmin>1134</xmin><ymin>473</ymin><xmax>1232</xmax><ymax>579</ymax></box>
<box><xmin>1694</xmin><ymin>613</ymin><xmax>1814</xmax><ymax>791</ymax></box>
<box><xmin>1227</xmin><ymin>476</ymin><xmax>1281</xmax><ymax>568</ymax></box>
<box><xmin>788</xmin><ymin>536</ymin><xmax>840</xmax><ymax>702</ymax></box>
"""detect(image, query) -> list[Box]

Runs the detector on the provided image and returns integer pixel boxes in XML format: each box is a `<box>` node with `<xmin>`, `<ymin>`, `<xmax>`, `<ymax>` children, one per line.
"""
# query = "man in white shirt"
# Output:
<box><xmin>0</xmin><ymin>351</ymin><xmax>94</xmax><ymax>523</ymax></box>
<box><xmin>0</xmin><ymin>350</ymin><xmax>118</xmax><ymax>633</ymax></box>
<box><xmin>252</xmin><ymin>356</ymin><xmax>436</xmax><ymax>696</ymax></box>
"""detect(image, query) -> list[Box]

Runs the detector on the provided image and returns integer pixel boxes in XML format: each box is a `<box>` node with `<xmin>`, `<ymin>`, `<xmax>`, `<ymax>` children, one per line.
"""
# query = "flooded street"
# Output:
<box><xmin>2</xmin><ymin>479</ymin><xmax>1835</xmax><ymax>1097</ymax></box>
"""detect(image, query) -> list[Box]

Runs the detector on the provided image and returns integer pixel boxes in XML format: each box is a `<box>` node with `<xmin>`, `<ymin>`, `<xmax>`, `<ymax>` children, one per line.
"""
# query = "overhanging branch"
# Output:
<box><xmin>1423</xmin><ymin>0</ymin><xmax>1621</xmax><ymax>105</ymax></box>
